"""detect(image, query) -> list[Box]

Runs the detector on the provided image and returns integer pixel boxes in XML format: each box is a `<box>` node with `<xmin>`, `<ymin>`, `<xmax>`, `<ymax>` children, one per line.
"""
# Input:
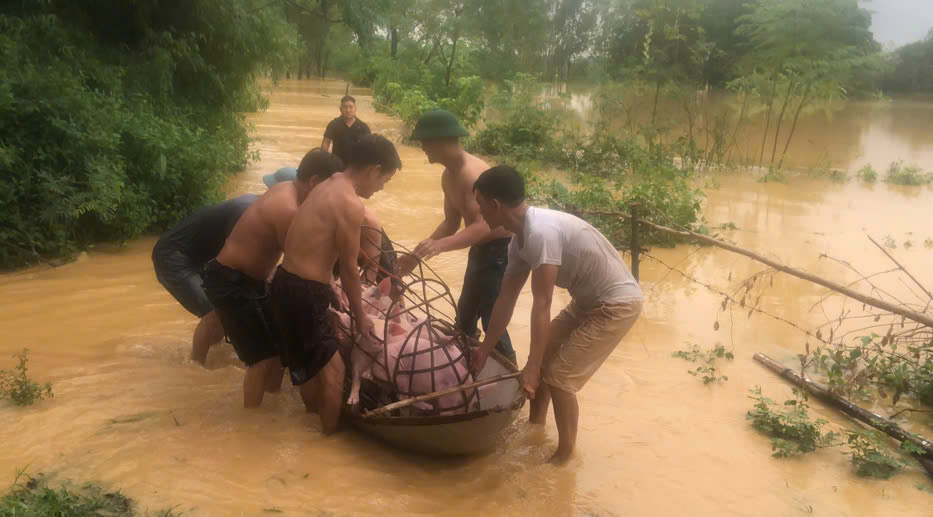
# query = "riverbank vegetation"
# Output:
<box><xmin>0</xmin><ymin>473</ymin><xmax>178</xmax><ymax>516</ymax></box>
<box><xmin>4</xmin><ymin>0</ymin><xmax>933</xmax><ymax>266</ymax></box>
<box><xmin>0</xmin><ymin>1</ymin><xmax>296</xmax><ymax>268</ymax></box>
<box><xmin>280</xmin><ymin>0</ymin><xmax>930</xmax><ymax>244</ymax></box>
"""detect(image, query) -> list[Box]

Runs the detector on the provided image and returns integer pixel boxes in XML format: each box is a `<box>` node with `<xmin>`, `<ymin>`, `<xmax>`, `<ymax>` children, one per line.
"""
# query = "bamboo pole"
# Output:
<box><xmin>363</xmin><ymin>372</ymin><xmax>521</xmax><ymax>418</ymax></box>
<box><xmin>636</xmin><ymin>219</ymin><xmax>933</xmax><ymax>329</ymax></box>
<box><xmin>754</xmin><ymin>353</ymin><xmax>933</xmax><ymax>476</ymax></box>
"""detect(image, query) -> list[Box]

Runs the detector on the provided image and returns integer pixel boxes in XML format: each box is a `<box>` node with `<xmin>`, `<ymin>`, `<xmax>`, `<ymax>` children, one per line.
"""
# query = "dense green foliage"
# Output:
<box><xmin>0</xmin><ymin>349</ymin><xmax>52</xmax><ymax>407</ymax></box>
<box><xmin>5</xmin><ymin>0</ymin><xmax>930</xmax><ymax>265</ymax></box>
<box><xmin>0</xmin><ymin>1</ymin><xmax>295</xmax><ymax>268</ymax></box>
<box><xmin>884</xmin><ymin>31</ymin><xmax>933</xmax><ymax>95</ymax></box>
<box><xmin>809</xmin><ymin>331</ymin><xmax>933</xmax><ymax>408</ymax></box>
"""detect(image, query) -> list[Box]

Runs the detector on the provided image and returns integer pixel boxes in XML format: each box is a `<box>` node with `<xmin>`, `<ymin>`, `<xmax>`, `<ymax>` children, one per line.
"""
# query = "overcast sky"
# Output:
<box><xmin>862</xmin><ymin>0</ymin><xmax>933</xmax><ymax>48</ymax></box>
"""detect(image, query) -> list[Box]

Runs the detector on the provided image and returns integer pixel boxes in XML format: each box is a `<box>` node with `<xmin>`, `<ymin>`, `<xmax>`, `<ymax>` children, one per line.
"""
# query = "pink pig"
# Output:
<box><xmin>342</xmin><ymin>278</ymin><xmax>487</xmax><ymax>414</ymax></box>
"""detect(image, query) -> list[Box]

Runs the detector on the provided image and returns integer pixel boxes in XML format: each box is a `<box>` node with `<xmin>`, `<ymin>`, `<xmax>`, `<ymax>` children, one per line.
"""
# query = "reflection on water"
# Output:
<box><xmin>562</xmin><ymin>85</ymin><xmax>933</xmax><ymax>172</ymax></box>
<box><xmin>1</xmin><ymin>80</ymin><xmax>932</xmax><ymax>516</ymax></box>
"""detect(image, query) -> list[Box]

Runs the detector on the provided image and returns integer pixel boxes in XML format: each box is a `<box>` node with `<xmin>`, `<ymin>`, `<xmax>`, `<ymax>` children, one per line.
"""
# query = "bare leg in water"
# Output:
<box><xmin>243</xmin><ymin>357</ymin><xmax>281</xmax><ymax>408</ymax></box>
<box><xmin>548</xmin><ymin>386</ymin><xmax>579</xmax><ymax>465</ymax></box>
<box><xmin>264</xmin><ymin>364</ymin><xmax>285</xmax><ymax>394</ymax></box>
<box><xmin>529</xmin><ymin>383</ymin><xmax>552</xmax><ymax>425</ymax></box>
<box><xmin>299</xmin><ymin>378</ymin><xmax>320</xmax><ymax>414</ymax></box>
<box><xmin>298</xmin><ymin>352</ymin><xmax>345</xmax><ymax>435</ymax></box>
<box><xmin>191</xmin><ymin>310</ymin><xmax>224</xmax><ymax>364</ymax></box>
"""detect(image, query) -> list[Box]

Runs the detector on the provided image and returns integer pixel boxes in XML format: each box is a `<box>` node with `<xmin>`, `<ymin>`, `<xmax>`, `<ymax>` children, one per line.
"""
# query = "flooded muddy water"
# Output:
<box><xmin>1</xmin><ymin>80</ymin><xmax>932</xmax><ymax>516</ymax></box>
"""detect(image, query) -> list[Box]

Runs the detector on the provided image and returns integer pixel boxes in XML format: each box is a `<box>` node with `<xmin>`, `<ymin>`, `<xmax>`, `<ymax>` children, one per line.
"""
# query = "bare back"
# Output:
<box><xmin>443</xmin><ymin>152</ymin><xmax>512</xmax><ymax>243</ymax></box>
<box><xmin>282</xmin><ymin>173</ymin><xmax>363</xmax><ymax>284</ymax></box>
<box><xmin>216</xmin><ymin>182</ymin><xmax>299</xmax><ymax>280</ymax></box>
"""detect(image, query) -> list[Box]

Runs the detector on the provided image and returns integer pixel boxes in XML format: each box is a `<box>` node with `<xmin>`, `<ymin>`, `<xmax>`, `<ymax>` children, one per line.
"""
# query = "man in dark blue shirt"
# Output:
<box><xmin>152</xmin><ymin>194</ymin><xmax>259</xmax><ymax>364</ymax></box>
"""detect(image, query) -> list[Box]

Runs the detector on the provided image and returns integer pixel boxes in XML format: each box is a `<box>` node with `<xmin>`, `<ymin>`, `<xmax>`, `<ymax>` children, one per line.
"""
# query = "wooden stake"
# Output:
<box><xmin>630</xmin><ymin>203</ymin><xmax>641</xmax><ymax>281</ymax></box>
<box><xmin>754</xmin><ymin>353</ymin><xmax>933</xmax><ymax>476</ymax></box>
<box><xmin>363</xmin><ymin>372</ymin><xmax>521</xmax><ymax>418</ymax></box>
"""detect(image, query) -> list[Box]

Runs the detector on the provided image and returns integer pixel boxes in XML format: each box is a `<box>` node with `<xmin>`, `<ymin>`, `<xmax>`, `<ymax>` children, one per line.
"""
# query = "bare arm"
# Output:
<box><xmin>336</xmin><ymin>197</ymin><xmax>366</xmax><ymax>323</ymax></box>
<box><xmin>427</xmin><ymin>173</ymin><xmax>462</xmax><ymax>241</ymax></box>
<box><xmin>525</xmin><ymin>265</ymin><xmax>558</xmax><ymax>371</ymax></box>
<box><xmin>479</xmin><ymin>269</ymin><xmax>531</xmax><ymax>356</ymax></box>
<box><xmin>321</xmin><ymin>137</ymin><xmax>332</xmax><ymax>152</ymax></box>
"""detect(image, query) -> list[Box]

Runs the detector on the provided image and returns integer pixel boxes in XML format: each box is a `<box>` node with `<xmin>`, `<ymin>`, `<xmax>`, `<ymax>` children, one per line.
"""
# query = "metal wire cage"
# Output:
<box><xmin>333</xmin><ymin>229</ymin><xmax>481</xmax><ymax>416</ymax></box>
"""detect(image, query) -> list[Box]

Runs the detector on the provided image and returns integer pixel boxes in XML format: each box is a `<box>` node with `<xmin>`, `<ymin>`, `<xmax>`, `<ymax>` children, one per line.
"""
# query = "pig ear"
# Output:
<box><xmin>388</xmin><ymin>322</ymin><xmax>406</xmax><ymax>336</ymax></box>
<box><xmin>378</xmin><ymin>277</ymin><xmax>392</xmax><ymax>296</ymax></box>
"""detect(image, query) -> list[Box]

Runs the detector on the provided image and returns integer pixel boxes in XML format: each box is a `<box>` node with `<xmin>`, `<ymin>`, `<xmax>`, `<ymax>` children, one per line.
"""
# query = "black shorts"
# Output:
<box><xmin>269</xmin><ymin>266</ymin><xmax>340</xmax><ymax>386</ymax></box>
<box><xmin>152</xmin><ymin>249</ymin><xmax>213</xmax><ymax>317</ymax></box>
<box><xmin>202</xmin><ymin>260</ymin><xmax>279</xmax><ymax>366</ymax></box>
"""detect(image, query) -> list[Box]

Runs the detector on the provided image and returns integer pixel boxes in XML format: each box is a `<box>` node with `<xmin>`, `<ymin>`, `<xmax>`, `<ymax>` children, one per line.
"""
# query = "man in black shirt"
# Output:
<box><xmin>321</xmin><ymin>95</ymin><xmax>371</xmax><ymax>164</ymax></box>
<box><xmin>152</xmin><ymin>194</ymin><xmax>258</xmax><ymax>364</ymax></box>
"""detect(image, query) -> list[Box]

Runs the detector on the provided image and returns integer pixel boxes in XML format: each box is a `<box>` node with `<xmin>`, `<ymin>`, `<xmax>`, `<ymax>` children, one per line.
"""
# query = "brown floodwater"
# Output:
<box><xmin>2</xmin><ymin>80</ymin><xmax>932</xmax><ymax>516</ymax></box>
<box><xmin>562</xmin><ymin>86</ymin><xmax>933</xmax><ymax>173</ymax></box>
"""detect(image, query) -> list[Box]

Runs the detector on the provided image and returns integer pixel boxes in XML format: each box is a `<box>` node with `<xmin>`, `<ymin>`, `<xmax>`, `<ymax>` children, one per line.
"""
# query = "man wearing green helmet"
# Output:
<box><xmin>400</xmin><ymin>109</ymin><xmax>517</xmax><ymax>364</ymax></box>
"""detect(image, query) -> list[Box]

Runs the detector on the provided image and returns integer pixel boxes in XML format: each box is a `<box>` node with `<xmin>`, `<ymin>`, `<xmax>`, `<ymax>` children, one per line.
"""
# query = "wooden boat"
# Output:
<box><xmin>335</xmin><ymin>234</ymin><xmax>525</xmax><ymax>455</ymax></box>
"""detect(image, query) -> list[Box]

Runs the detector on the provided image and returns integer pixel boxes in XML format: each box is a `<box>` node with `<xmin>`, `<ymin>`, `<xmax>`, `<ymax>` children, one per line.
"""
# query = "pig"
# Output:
<box><xmin>338</xmin><ymin>277</ymin><xmax>488</xmax><ymax>414</ymax></box>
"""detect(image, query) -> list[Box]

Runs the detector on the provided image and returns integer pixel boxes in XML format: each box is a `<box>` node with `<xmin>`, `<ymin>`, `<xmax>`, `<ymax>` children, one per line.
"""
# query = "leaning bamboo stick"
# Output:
<box><xmin>753</xmin><ymin>353</ymin><xmax>933</xmax><ymax>476</ymax></box>
<box><xmin>636</xmin><ymin>219</ymin><xmax>933</xmax><ymax>329</ymax></box>
<box><xmin>363</xmin><ymin>372</ymin><xmax>521</xmax><ymax>418</ymax></box>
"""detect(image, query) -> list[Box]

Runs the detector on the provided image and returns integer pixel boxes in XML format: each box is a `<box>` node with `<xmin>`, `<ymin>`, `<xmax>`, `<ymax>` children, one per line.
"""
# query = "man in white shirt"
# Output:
<box><xmin>470</xmin><ymin>165</ymin><xmax>643</xmax><ymax>464</ymax></box>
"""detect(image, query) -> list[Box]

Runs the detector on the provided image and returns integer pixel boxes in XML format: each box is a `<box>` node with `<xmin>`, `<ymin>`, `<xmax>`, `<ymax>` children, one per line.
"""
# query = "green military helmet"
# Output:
<box><xmin>410</xmin><ymin>109</ymin><xmax>469</xmax><ymax>141</ymax></box>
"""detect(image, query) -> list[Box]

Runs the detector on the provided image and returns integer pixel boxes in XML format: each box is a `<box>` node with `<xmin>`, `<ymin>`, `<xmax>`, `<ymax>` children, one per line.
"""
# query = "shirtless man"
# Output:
<box><xmin>269</xmin><ymin>134</ymin><xmax>401</xmax><ymax>435</ymax></box>
<box><xmin>400</xmin><ymin>110</ymin><xmax>516</xmax><ymax>363</ymax></box>
<box><xmin>262</xmin><ymin>165</ymin><xmax>391</xmax><ymax>279</ymax></box>
<box><xmin>202</xmin><ymin>149</ymin><xmax>344</xmax><ymax>408</ymax></box>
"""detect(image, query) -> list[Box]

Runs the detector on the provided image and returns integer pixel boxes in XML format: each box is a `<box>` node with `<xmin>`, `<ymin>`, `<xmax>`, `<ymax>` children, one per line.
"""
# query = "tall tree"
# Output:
<box><xmin>736</xmin><ymin>0</ymin><xmax>880</xmax><ymax>169</ymax></box>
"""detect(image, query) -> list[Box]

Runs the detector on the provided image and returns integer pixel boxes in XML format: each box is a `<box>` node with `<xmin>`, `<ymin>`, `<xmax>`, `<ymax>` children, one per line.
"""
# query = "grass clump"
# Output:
<box><xmin>885</xmin><ymin>161</ymin><xmax>932</xmax><ymax>186</ymax></box>
<box><xmin>0</xmin><ymin>349</ymin><xmax>52</xmax><ymax>407</ymax></box>
<box><xmin>857</xmin><ymin>164</ymin><xmax>878</xmax><ymax>183</ymax></box>
<box><xmin>0</xmin><ymin>474</ymin><xmax>180</xmax><ymax>516</ymax></box>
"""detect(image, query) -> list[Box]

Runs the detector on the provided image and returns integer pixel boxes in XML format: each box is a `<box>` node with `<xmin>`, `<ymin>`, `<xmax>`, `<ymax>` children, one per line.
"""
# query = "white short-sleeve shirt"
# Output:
<box><xmin>506</xmin><ymin>207</ymin><xmax>643</xmax><ymax>310</ymax></box>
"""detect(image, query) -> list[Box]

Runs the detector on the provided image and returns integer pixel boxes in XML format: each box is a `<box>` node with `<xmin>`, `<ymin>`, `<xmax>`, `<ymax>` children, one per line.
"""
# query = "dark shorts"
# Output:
<box><xmin>269</xmin><ymin>266</ymin><xmax>340</xmax><ymax>386</ymax></box>
<box><xmin>152</xmin><ymin>249</ymin><xmax>213</xmax><ymax>317</ymax></box>
<box><xmin>201</xmin><ymin>260</ymin><xmax>279</xmax><ymax>366</ymax></box>
<box><xmin>458</xmin><ymin>238</ymin><xmax>516</xmax><ymax>362</ymax></box>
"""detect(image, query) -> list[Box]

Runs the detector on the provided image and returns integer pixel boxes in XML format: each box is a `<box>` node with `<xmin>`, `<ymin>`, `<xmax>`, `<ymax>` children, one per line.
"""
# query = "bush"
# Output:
<box><xmin>746</xmin><ymin>387</ymin><xmax>839</xmax><ymax>457</ymax></box>
<box><xmin>809</xmin><ymin>332</ymin><xmax>933</xmax><ymax>407</ymax></box>
<box><xmin>0</xmin><ymin>2</ymin><xmax>296</xmax><ymax>269</ymax></box>
<box><xmin>472</xmin><ymin>74</ymin><xmax>560</xmax><ymax>161</ymax></box>
<box><xmin>857</xmin><ymin>164</ymin><xmax>878</xmax><ymax>183</ymax></box>
<box><xmin>847</xmin><ymin>430</ymin><xmax>904</xmax><ymax>479</ymax></box>
<box><xmin>885</xmin><ymin>161</ymin><xmax>932</xmax><ymax>186</ymax></box>
<box><xmin>0</xmin><ymin>349</ymin><xmax>52</xmax><ymax>407</ymax></box>
<box><xmin>370</xmin><ymin>54</ymin><xmax>485</xmax><ymax>136</ymax></box>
